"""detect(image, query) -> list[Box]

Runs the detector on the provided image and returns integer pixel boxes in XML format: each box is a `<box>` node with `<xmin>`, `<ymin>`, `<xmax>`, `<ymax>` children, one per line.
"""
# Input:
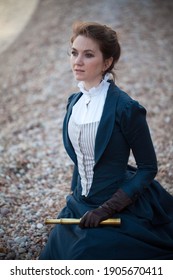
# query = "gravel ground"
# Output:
<box><xmin>0</xmin><ymin>0</ymin><xmax>173</xmax><ymax>260</ymax></box>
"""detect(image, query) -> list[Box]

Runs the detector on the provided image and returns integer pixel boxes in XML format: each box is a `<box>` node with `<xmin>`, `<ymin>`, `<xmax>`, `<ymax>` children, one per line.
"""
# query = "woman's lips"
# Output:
<box><xmin>74</xmin><ymin>69</ymin><xmax>85</xmax><ymax>73</ymax></box>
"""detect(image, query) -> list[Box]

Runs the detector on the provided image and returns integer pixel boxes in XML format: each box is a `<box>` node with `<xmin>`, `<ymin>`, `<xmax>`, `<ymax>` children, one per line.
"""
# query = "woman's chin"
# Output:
<box><xmin>74</xmin><ymin>76</ymin><xmax>84</xmax><ymax>82</ymax></box>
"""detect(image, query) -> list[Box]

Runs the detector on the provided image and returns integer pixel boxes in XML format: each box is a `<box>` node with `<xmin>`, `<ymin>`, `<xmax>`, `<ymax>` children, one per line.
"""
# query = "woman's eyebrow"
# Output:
<box><xmin>71</xmin><ymin>47</ymin><xmax>95</xmax><ymax>53</ymax></box>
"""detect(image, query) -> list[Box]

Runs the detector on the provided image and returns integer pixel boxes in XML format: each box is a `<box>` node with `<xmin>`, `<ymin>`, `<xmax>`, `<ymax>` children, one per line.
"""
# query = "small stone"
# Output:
<box><xmin>19</xmin><ymin>242</ymin><xmax>26</xmax><ymax>248</ymax></box>
<box><xmin>19</xmin><ymin>248</ymin><xmax>26</xmax><ymax>254</ymax></box>
<box><xmin>37</xmin><ymin>223</ymin><xmax>43</xmax><ymax>229</ymax></box>
<box><xmin>14</xmin><ymin>236</ymin><xmax>27</xmax><ymax>244</ymax></box>
<box><xmin>0</xmin><ymin>247</ymin><xmax>7</xmax><ymax>253</ymax></box>
<box><xmin>0</xmin><ymin>228</ymin><xmax>5</xmax><ymax>237</ymax></box>
<box><xmin>6</xmin><ymin>252</ymin><xmax>16</xmax><ymax>260</ymax></box>
<box><xmin>19</xmin><ymin>169</ymin><xmax>25</xmax><ymax>175</ymax></box>
<box><xmin>31</xmin><ymin>224</ymin><xmax>35</xmax><ymax>230</ymax></box>
<box><xmin>164</xmin><ymin>116</ymin><xmax>170</xmax><ymax>123</ymax></box>
<box><xmin>1</xmin><ymin>208</ymin><xmax>10</xmax><ymax>216</ymax></box>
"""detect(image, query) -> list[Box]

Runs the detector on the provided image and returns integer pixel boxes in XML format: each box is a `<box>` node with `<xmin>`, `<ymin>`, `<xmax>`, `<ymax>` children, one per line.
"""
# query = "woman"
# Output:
<box><xmin>39</xmin><ymin>22</ymin><xmax>173</xmax><ymax>260</ymax></box>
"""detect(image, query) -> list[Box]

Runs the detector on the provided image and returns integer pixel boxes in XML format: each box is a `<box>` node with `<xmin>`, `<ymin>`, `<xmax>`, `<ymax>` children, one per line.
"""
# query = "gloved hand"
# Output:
<box><xmin>79</xmin><ymin>207</ymin><xmax>111</xmax><ymax>228</ymax></box>
<box><xmin>79</xmin><ymin>188</ymin><xmax>132</xmax><ymax>228</ymax></box>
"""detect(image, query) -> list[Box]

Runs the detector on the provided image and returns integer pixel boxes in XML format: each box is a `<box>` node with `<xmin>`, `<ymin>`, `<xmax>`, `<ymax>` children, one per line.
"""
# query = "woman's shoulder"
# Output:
<box><xmin>110</xmin><ymin>81</ymin><xmax>147</xmax><ymax>120</ymax></box>
<box><xmin>111</xmin><ymin>82</ymin><xmax>136</xmax><ymax>106</ymax></box>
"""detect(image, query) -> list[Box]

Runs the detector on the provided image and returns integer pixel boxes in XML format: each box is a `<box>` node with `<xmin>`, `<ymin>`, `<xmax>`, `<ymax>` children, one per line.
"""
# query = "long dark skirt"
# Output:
<box><xmin>39</xmin><ymin>180</ymin><xmax>173</xmax><ymax>260</ymax></box>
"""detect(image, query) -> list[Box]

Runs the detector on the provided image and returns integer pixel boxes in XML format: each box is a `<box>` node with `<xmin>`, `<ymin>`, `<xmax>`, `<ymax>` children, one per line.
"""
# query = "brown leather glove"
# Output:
<box><xmin>79</xmin><ymin>188</ymin><xmax>132</xmax><ymax>228</ymax></box>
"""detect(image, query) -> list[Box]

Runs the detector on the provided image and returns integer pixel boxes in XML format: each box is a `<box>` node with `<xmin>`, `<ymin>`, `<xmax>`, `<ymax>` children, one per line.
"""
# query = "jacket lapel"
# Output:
<box><xmin>94</xmin><ymin>81</ymin><xmax>120</xmax><ymax>164</ymax></box>
<box><xmin>63</xmin><ymin>92</ymin><xmax>82</xmax><ymax>165</ymax></box>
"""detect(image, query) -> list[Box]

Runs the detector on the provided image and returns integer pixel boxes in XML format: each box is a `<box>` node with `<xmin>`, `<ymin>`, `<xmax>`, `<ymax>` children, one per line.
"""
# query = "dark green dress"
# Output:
<box><xmin>39</xmin><ymin>81</ymin><xmax>173</xmax><ymax>259</ymax></box>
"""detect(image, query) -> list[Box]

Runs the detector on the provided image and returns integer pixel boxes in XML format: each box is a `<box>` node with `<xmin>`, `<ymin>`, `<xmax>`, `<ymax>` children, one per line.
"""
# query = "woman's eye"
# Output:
<box><xmin>71</xmin><ymin>51</ymin><xmax>78</xmax><ymax>57</ymax></box>
<box><xmin>85</xmin><ymin>53</ymin><xmax>94</xmax><ymax>58</ymax></box>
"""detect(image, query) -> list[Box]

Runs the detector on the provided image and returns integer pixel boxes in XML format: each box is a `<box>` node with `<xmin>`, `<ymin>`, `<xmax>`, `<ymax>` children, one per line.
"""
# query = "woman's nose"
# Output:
<box><xmin>75</xmin><ymin>54</ymin><xmax>83</xmax><ymax>65</ymax></box>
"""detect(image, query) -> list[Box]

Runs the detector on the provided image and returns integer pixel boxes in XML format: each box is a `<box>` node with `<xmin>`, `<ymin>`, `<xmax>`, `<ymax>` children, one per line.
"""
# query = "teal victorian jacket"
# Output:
<box><xmin>63</xmin><ymin>80</ymin><xmax>158</xmax><ymax>204</ymax></box>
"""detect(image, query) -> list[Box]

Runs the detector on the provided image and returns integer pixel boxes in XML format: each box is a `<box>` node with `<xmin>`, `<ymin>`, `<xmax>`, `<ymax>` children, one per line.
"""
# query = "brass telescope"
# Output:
<box><xmin>45</xmin><ymin>218</ymin><xmax>121</xmax><ymax>225</ymax></box>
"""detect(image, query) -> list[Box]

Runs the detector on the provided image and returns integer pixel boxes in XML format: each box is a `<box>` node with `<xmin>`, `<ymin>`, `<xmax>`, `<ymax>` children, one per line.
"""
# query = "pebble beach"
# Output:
<box><xmin>0</xmin><ymin>0</ymin><xmax>173</xmax><ymax>260</ymax></box>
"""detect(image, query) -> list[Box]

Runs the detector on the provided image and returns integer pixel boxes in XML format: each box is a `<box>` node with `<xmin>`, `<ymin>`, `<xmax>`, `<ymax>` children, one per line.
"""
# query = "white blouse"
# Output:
<box><xmin>68</xmin><ymin>74</ymin><xmax>110</xmax><ymax>196</ymax></box>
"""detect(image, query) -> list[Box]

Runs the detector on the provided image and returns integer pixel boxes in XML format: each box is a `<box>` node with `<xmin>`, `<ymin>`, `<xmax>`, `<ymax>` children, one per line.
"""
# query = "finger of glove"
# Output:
<box><xmin>83</xmin><ymin>214</ymin><xmax>100</xmax><ymax>228</ymax></box>
<box><xmin>83</xmin><ymin>212</ymin><xmax>94</xmax><ymax>228</ymax></box>
<box><xmin>79</xmin><ymin>212</ymin><xmax>90</xmax><ymax>228</ymax></box>
<box><xmin>93</xmin><ymin>219</ymin><xmax>101</xmax><ymax>227</ymax></box>
<box><xmin>79</xmin><ymin>212</ymin><xmax>97</xmax><ymax>228</ymax></box>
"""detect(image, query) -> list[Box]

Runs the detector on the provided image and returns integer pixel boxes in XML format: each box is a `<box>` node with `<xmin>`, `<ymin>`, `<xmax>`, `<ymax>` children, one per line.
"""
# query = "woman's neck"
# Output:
<box><xmin>83</xmin><ymin>79</ymin><xmax>103</xmax><ymax>91</ymax></box>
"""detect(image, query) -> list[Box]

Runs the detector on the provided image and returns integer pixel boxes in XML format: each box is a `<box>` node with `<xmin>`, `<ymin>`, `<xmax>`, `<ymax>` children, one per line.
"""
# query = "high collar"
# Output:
<box><xmin>77</xmin><ymin>73</ymin><xmax>110</xmax><ymax>98</ymax></box>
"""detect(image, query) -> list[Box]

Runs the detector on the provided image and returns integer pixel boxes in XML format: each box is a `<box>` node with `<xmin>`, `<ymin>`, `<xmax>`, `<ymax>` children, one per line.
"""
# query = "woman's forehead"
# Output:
<box><xmin>72</xmin><ymin>35</ymin><xmax>100</xmax><ymax>52</ymax></box>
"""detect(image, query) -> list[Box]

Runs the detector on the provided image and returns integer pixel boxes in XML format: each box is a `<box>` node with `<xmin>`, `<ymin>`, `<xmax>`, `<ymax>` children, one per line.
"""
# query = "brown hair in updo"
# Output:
<box><xmin>71</xmin><ymin>21</ymin><xmax>121</xmax><ymax>79</ymax></box>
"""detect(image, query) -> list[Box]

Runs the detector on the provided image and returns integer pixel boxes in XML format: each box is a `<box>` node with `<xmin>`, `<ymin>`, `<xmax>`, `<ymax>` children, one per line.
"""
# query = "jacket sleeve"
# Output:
<box><xmin>119</xmin><ymin>100</ymin><xmax>158</xmax><ymax>201</ymax></box>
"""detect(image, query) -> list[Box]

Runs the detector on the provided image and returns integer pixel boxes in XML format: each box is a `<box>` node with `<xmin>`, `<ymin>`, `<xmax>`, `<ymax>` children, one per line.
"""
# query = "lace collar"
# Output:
<box><xmin>77</xmin><ymin>73</ymin><xmax>110</xmax><ymax>98</ymax></box>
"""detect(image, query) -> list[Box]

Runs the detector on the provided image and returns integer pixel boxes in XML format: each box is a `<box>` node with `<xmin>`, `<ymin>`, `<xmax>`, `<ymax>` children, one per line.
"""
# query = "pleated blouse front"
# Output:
<box><xmin>68</xmin><ymin>76</ymin><xmax>110</xmax><ymax>196</ymax></box>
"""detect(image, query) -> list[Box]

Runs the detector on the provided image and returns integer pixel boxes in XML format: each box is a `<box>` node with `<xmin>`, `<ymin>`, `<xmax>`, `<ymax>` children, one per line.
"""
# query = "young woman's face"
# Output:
<box><xmin>70</xmin><ymin>35</ymin><xmax>111</xmax><ymax>90</ymax></box>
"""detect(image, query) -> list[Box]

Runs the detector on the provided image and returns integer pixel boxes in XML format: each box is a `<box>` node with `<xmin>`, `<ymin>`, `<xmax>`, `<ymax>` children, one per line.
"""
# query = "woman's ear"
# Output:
<box><xmin>103</xmin><ymin>57</ymin><xmax>113</xmax><ymax>71</ymax></box>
